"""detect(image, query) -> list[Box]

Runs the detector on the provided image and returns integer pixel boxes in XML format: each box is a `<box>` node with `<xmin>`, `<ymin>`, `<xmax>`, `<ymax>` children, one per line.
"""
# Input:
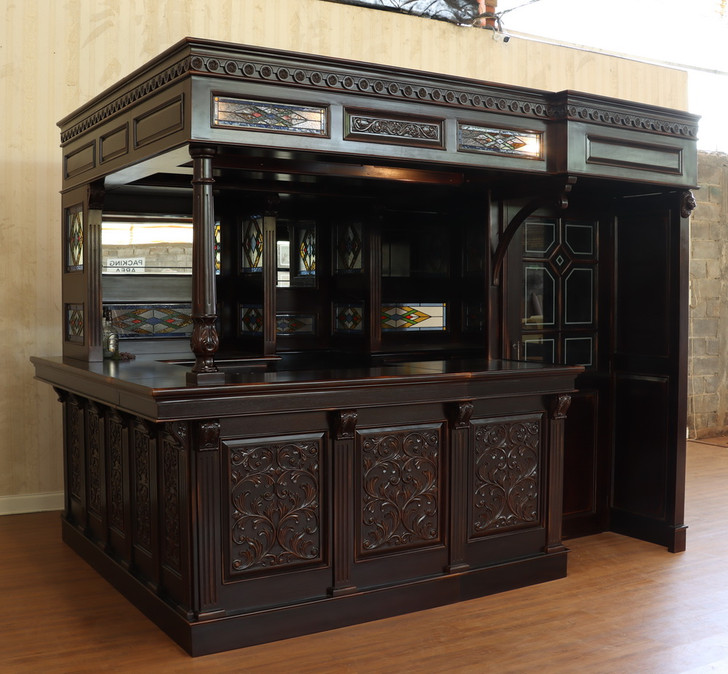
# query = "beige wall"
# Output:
<box><xmin>0</xmin><ymin>0</ymin><xmax>689</xmax><ymax>513</ymax></box>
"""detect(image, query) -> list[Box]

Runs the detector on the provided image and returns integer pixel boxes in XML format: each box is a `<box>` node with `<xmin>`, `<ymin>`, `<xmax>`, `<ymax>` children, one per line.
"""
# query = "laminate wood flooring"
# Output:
<box><xmin>2</xmin><ymin>440</ymin><xmax>727</xmax><ymax>673</ymax></box>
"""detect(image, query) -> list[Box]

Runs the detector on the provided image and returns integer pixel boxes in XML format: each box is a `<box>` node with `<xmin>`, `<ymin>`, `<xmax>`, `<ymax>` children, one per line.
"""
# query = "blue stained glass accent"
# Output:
<box><xmin>458</xmin><ymin>124</ymin><xmax>541</xmax><ymax>158</ymax></box>
<box><xmin>214</xmin><ymin>97</ymin><xmax>328</xmax><ymax>136</ymax></box>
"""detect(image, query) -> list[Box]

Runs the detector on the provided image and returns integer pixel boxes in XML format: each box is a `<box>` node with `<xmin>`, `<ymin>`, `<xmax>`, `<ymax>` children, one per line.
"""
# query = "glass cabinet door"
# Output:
<box><xmin>509</xmin><ymin>217</ymin><xmax>598</xmax><ymax>368</ymax></box>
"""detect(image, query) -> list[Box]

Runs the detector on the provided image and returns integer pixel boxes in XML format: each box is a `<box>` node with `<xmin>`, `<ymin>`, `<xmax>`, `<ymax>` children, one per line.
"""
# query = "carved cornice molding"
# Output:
<box><xmin>59</xmin><ymin>43</ymin><xmax>700</xmax><ymax>145</ymax></box>
<box><xmin>547</xmin><ymin>102</ymin><xmax>697</xmax><ymax>139</ymax></box>
<box><xmin>60</xmin><ymin>58</ymin><xmax>191</xmax><ymax>144</ymax></box>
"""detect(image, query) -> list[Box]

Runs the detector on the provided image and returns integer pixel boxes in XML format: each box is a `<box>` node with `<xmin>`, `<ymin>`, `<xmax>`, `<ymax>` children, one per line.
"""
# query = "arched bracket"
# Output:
<box><xmin>491</xmin><ymin>176</ymin><xmax>577</xmax><ymax>287</ymax></box>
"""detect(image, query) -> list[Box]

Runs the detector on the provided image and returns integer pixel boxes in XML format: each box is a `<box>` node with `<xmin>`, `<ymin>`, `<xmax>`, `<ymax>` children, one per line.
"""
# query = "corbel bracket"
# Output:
<box><xmin>491</xmin><ymin>175</ymin><xmax>577</xmax><ymax>286</ymax></box>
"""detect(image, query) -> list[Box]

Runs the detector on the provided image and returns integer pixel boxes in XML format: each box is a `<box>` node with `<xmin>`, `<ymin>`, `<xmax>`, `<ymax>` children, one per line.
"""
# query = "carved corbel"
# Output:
<box><xmin>680</xmin><ymin>190</ymin><xmax>697</xmax><ymax>218</ymax></box>
<box><xmin>196</xmin><ymin>420</ymin><xmax>221</xmax><ymax>451</ymax></box>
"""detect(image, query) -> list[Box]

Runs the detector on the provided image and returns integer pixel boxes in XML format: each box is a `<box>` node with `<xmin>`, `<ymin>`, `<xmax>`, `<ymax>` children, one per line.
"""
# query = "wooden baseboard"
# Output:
<box><xmin>62</xmin><ymin>518</ymin><xmax>568</xmax><ymax>656</ymax></box>
<box><xmin>0</xmin><ymin>492</ymin><xmax>64</xmax><ymax>516</ymax></box>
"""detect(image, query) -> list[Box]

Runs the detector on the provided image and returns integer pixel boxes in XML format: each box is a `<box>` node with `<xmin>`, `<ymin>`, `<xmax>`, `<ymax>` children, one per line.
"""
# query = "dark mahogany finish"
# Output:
<box><xmin>34</xmin><ymin>38</ymin><xmax>698</xmax><ymax>655</ymax></box>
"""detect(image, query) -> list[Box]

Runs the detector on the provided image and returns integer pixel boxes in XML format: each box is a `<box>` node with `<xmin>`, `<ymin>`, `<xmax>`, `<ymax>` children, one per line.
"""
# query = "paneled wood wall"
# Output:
<box><xmin>0</xmin><ymin>0</ymin><xmax>689</xmax><ymax>513</ymax></box>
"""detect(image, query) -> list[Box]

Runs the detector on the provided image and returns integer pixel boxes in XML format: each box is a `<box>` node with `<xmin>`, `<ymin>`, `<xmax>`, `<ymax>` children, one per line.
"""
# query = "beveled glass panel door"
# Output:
<box><xmin>510</xmin><ymin>217</ymin><xmax>598</xmax><ymax>368</ymax></box>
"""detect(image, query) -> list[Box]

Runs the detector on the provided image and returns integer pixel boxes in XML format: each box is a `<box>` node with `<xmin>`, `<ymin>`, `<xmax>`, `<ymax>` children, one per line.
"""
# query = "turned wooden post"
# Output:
<box><xmin>187</xmin><ymin>145</ymin><xmax>225</xmax><ymax>386</ymax></box>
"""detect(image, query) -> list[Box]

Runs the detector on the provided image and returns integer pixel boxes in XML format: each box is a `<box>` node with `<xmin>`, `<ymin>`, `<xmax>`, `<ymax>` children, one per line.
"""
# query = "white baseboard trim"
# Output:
<box><xmin>0</xmin><ymin>492</ymin><xmax>64</xmax><ymax>516</ymax></box>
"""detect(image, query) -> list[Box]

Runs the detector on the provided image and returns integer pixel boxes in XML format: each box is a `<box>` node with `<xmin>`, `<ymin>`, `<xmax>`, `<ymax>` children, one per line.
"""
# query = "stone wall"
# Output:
<box><xmin>689</xmin><ymin>151</ymin><xmax>728</xmax><ymax>438</ymax></box>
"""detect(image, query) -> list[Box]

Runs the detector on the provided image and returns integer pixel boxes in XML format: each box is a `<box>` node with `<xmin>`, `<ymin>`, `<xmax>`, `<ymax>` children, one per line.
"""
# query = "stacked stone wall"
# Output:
<box><xmin>689</xmin><ymin>151</ymin><xmax>728</xmax><ymax>438</ymax></box>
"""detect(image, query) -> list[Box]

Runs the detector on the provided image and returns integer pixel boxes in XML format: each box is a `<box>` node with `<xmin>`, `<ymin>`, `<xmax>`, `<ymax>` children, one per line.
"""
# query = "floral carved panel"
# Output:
<box><xmin>471</xmin><ymin>416</ymin><xmax>542</xmax><ymax>535</ymax></box>
<box><xmin>227</xmin><ymin>435</ymin><xmax>324</xmax><ymax>575</ymax></box>
<box><xmin>358</xmin><ymin>425</ymin><xmax>442</xmax><ymax>555</ymax></box>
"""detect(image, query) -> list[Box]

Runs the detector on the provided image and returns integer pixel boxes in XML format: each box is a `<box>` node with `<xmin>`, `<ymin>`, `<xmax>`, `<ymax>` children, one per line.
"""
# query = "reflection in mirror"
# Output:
<box><xmin>102</xmin><ymin>215</ymin><xmax>193</xmax><ymax>275</ymax></box>
<box><xmin>524</xmin><ymin>264</ymin><xmax>554</xmax><ymax>326</ymax></box>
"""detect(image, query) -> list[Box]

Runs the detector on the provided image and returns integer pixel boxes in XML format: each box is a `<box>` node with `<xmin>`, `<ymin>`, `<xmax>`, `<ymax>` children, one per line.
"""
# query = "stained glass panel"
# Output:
<box><xmin>381</xmin><ymin>303</ymin><xmax>446</xmax><ymax>331</ymax></box>
<box><xmin>240</xmin><ymin>305</ymin><xmax>264</xmax><ymax>334</ymax></box>
<box><xmin>215</xmin><ymin>222</ymin><xmax>221</xmax><ymax>274</ymax></box>
<box><xmin>214</xmin><ymin>97</ymin><xmax>328</xmax><ymax>136</ymax></box>
<box><xmin>277</xmin><ymin>314</ymin><xmax>316</xmax><ymax>335</ymax></box>
<box><xmin>66</xmin><ymin>205</ymin><xmax>84</xmax><ymax>272</ymax></box>
<box><xmin>336</xmin><ymin>222</ymin><xmax>363</xmax><ymax>273</ymax></box>
<box><xmin>298</xmin><ymin>226</ymin><xmax>316</xmax><ymax>276</ymax></box>
<box><xmin>334</xmin><ymin>304</ymin><xmax>365</xmax><ymax>332</ymax></box>
<box><xmin>105</xmin><ymin>304</ymin><xmax>193</xmax><ymax>338</ymax></box>
<box><xmin>66</xmin><ymin>303</ymin><xmax>84</xmax><ymax>343</ymax></box>
<box><xmin>242</xmin><ymin>216</ymin><xmax>264</xmax><ymax>272</ymax></box>
<box><xmin>458</xmin><ymin>124</ymin><xmax>542</xmax><ymax>158</ymax></box>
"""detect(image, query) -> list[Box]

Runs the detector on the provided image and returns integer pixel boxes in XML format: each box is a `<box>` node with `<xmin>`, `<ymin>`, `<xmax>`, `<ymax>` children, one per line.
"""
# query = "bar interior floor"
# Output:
<box><xmin>2</xmin><ymin>438</ymin><xmax>727</xmax><ymax>674</ymax></box>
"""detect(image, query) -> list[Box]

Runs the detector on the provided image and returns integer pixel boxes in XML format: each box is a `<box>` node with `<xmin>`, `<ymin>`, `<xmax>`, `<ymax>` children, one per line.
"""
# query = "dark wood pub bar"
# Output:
<box><xmin>31</xmin><ymin>38</ymin><xmax>698</xmax><ymax>655</ymax></box>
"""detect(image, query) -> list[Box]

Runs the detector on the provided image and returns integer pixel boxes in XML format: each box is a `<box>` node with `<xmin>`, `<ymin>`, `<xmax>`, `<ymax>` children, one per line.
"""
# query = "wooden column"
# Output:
<box><xmin>447</xmin><ymin>401</ymin><xmax>473</xmax><ymax>573</ymax></box>
<box><xmin>546</xmin><ymin>394</ymin><xmax>571</xmax><ymax>554</ymax></box>
<box><xmin>263</xmin><ymin>196</ymin><xmax>278</xmax><ymax>357</ymax></box>
<box><xmin>187</xmin><ymin>146</ymin><xmax>225</xmax><ymax>386</ymax></box>
<box><xmin>330</xmin><ymin>409</ymin><xmax>358</xmax><ymax>596</ymax></box>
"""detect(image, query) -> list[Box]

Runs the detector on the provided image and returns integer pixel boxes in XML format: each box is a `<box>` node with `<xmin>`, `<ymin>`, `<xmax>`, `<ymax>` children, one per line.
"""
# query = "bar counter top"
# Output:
<box><xmin>31</xmin><ymin>354</ymin><xmax>583</xmax><ymax>422</ymax></box>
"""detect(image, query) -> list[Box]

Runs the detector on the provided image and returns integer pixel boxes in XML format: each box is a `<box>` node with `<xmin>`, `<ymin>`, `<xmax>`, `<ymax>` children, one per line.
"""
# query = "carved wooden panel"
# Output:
<box><xmin>357</xmin><ymin>425</ymin><xmax>442</xmax><ymax>555</ymax></box>
<box><xmin>344</xmin><ymin>109</ymin><xmax>444</xmax><ymax>148</ymax></box>
<box><xmin>160</xmin><ymin>422</ymin><xmax>187</xmax><ymax>575</ymax></box>
<box><xmin>132</xmin><ymin>419</ymin><xmax>153</xmax><ymax>552</ymax></box>
<box><xmin>227</xmin><ymin>434</ymin><xmax>324</xmax><ymax>575</ymax></box>
<box><xmin>67</xmin><ymin>395</ymin><xmax>84</xmax><ymax>502</ymax></box>
<box><xmin>86</xmin><ymin>401</ymin><xmax>103</xmax><ymax>517</ymax></box>
<box><xmin>471</xmin><ymin>415</ymin><xmax>542</xmax><ymax>536</ymax></box>
<box><xmin>107</xmin><ymin>410</ymin><xmax>125</xmax><ymax>533</ymax></box>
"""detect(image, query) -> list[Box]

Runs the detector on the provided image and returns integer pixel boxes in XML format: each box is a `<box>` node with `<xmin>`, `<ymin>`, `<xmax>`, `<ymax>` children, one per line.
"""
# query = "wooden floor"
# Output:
<box><xmin>2</xmin><ymin>440</ymin><xmax>728</xmax><ymax>673</ymax></box>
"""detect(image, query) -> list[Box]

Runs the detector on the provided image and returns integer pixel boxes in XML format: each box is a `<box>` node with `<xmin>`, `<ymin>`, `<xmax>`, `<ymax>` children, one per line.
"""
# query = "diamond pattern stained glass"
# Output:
<box><xmin>298</xmin><ymin>227</ymin><xmax>316</xmax><ymax>275</ymax></box>
<box><xmin>66</xmin><ymin>304</ymin><xmax>84</xmax><ymax>343</ymax></box>
<box><xmin>242</xmin><ymin>216</ymin><xmax>263</xmax><ymax>272</ymax></box>
<box><xmin>66</xmin><ymin>206</ymin><xmax>84</xmax><ymax>272</ymax></box>
<box><xmin>336</xmin><ymin>222</ymin><xmax>363</xmax><ymax>272</ymax></box>
<box><xmin>334</xmin><ymin>304</ymin><xmax>364</xmax><ymax>332</ymax></box>
<box><xmin>458</xmin><ymin>124</ymin><xmax>541</xmax><ymax>158</ymax></box>
<box><xmin>277</xmin><ymin>314</ymin><xmax>316</xmax><ymax>335</ymax></box>
<box><xmin>215</xmin><ymin>222</ymin><xmax>221</xmax><ymax>274</ymax></box>
<box><xmin>214</xmin><ymin>97</ymin><xmax>327</xmax><ymax>136</ymax></box>
<box><xmin>381</xmin><ymin>303</ymin><xmax>446</xmax><ymax>332</ymax></box>
<box><xmin>107</xmin><ymin>304</ymin><xmax>193</xmax><ymax>338</ymax></box>
<box><xmin>241</xmin><ymin>305</ymin><xmax>264</xmax><ymax>334</ymax></box>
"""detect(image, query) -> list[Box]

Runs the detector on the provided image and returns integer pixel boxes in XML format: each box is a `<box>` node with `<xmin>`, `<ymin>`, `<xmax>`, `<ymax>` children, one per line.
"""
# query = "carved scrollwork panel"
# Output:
<box><xmin>132</xmin><ymin>419</ymin><xmax>154</xmax><ymax>551</ymax></box>
<box><xmin>471</xmin><ymin>416</ymin><xmax>542</xmax><ymax>535</ymax></box>
<box><xmin>227</xmin><ymin>435</ymin><xmax>323</xmax><ymax>575</ymax></box>
<box><xmin>67</xmin><ymin>395</ymin><xmax>84</xmax><ymax>501</ymax></box>
<box><xmin>358</xmin><ymin>425</ymin><xmax>442</xmax><ymax>555</ymax></box>
<box><xmin>86</xmin><ymin>401</ymin><xmax>103</xmax><ymax>516</ymax></box>
<box><xmin>161</xmin><ymin>422</ymin><xmax>187</xmax><ymax>573</ymax></box>
<box><xmin>107</xmin><ymin>410</ymin><xmax>125</xmax><ymax>532</ymax></box>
